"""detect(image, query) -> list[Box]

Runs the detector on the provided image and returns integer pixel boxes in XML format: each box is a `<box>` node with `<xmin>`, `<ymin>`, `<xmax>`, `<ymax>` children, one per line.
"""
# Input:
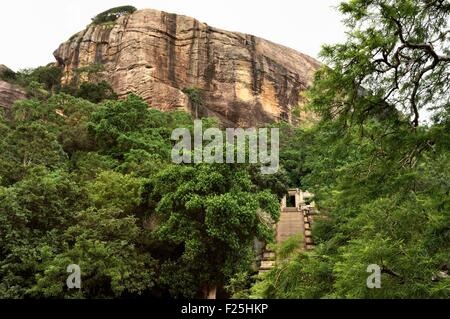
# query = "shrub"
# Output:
<box><xmin>91</xmin><ymin>6</ymin><xmax>137</xmax><ymax>25</ymax></box>
<box><xmin>182</xmin><ymin>87</ymin><xmax>204</xmax><ymax>119</ymax></box>
<box><xmin>73</xmin><ymin>63</ymin><xmax>105</xmax><ymax>75</ymax></box>
<box><xmin>61</xmin><ymin>81</ymin><xmax>117</xmax><ymax>103</ymax></box>
<box><xmin>32</xmin><ymin>65</ymin><xmax>63</xmax><ymax>91</ymax></box>
<box><xmin>14</xmin><ymin>66</ymin><xmax>63</xmax><ymax>94</ymax></box>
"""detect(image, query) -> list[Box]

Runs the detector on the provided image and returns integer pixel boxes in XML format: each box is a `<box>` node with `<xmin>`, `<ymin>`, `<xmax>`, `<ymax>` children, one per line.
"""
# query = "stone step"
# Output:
<box><xmin>305</xmin><ymin>237</ymin><xmax>314</xmax><ymax>244</ymax></box>
<box><xmin>279</xmin><ymin>217</ymin><xmax>301</xmax><ymax>222</ymax></box>
<box><xmin>280</xmin><ymin>215</ymin><xmax>303</xmax><ymax>219</ymax></box>
<box><xmin>305</xmin><ymin>230</ymin><xmax>312</xmax><ymax>237</ymax></box>
<box><xmin>263</xmin><ymin>252</ymin><xmax>276</xmax><ymax>260</ymax></box>
<box><xmin>277</xmin><ymin>210</ymin><xmax>304</xmax><ymax>243</ymax></box>
<box><xmin>260</xmin><ymin>260</ymin><xmax>276</xmax><ymax>270</ymax></box>
<box><xmin>278</xmin><ymin>222</ymin><xmax>303</xmax><ymax>227</ymax></box>
<box><xmin>306</xmin><ymin>245</ymin><xmax>315</xmax><ymax>250</ymax></box>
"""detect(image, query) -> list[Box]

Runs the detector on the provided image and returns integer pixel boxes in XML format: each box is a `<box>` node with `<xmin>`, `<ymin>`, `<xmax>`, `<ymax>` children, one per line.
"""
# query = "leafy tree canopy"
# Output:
<box><xmin>247</xmin><ymin>0</ymin><xmax>450</xmax><ymax>299</ymax></box>
<box><xmin>91</xmin><ymin>6</ymin><xmax>137</xmax><ymax>25</ymax></box>
<box><xmin>0</xmin><ymin>88</ymin><xmax>286</xmax><ymax>298</ymax></box>
<box><xmin>314</xmin><ymin>0</ymin><xmax>449</xmax><ymax>128</ymax></box>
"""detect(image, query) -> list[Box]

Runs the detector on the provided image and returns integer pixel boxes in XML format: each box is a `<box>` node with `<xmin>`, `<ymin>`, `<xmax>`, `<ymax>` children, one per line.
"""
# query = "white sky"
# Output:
<box><xmin>0</xmin><ymin>0</ymin><xmax>346</xmax><ymax>71</ymax></box>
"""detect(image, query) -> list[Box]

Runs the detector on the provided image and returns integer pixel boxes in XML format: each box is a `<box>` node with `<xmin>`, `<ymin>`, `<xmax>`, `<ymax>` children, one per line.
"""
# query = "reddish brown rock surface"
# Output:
<box><xmin>54</xmin><ymin>9</ymin><xmax>320</xmax><ymax>126</ymax></box>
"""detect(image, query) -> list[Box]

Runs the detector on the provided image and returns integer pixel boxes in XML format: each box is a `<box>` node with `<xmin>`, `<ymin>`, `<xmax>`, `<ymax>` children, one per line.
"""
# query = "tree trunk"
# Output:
<box><xmin>203</xmin><ymin>286</ymin><xmax>217</xmax><ymax>299</ymax></box>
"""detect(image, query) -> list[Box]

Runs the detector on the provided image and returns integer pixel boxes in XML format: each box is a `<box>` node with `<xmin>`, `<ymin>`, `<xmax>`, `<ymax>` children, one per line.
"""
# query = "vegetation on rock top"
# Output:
<box><xmin>91</xmin><ymin>5</ymin><xmax>137</xmax><ymax>25</ymax></box>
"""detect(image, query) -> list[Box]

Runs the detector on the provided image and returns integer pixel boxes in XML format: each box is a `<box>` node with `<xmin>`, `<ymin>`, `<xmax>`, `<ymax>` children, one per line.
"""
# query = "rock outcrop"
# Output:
<box><xmin>0</xmin><ymin>66</ymin><xmax>27</xmax><ymax>114</ymax></box>
<box><xmin>54</xmin><ymin>9</ymin><xmax>320</xmax><ymax>126</ymax></box>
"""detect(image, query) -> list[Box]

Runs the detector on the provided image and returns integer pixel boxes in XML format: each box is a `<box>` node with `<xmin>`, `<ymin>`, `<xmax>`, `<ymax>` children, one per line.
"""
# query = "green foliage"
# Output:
<box><xmin>276</xmin><ymin>122</ymin><xmax>314</xmax><ymax>187</ymax></box>
<box><xmin>250</xmin><ymin>248</ymin><xmax>333</xmax><ymax>299</ymax></box>
<box><xmin>14</xmin><ymin>66</ymin><xmax>63</xmax><ymax>95</ymax></box>
<box><xmin>249</xmin><ymin>0</ymin><xmax>450</xmax><ymax>299</ymax></box>
<box><xmin>252</xmin><ymin>115</ymin><xmax>450</xmax><ymax>298</ymax></box>
<box><xmin>4</xmin><ymin>0</ymin><xmax>447</xmax><ymax>299</ymax></box>
<box><xmin>0</xmin><ymin>168</ymin><xmax>85</xmax><ymax>298</ymax></box>
<box><xmin>0</xmin><ymin>113</ymin><xmax>69</xmax><ymax>184</ymax></box>
<box><xmin>315</xmin><ymin>0</ymin><xmax>449</xmax><ymax>127</ymax></box>
<box><xmin>0</xmin><ymin>85</ymin><xmax>285</xmax><ymax>298</ymax></box>
<box><xmin>148</xmin><ymin>163</ymin><xmax>281</xmax><ymax>297</ymax></box>
<box><xmin>183</xmin><ymin>87</ymin><xmax>204</xmax><ymax>119</ymax></box>
<box><xmin>291</xmin><ymin>104</ymin><xmax>303</xmax><ymax>119</ymax></box>
<box><xmin>276</xmin><ymin>234</ymin><xmax>303</xmax><ymax>260</ymax></box>
<box><xmin>73</xmin><ymin>63</ymin><xmax>105</xmax><ymax>75</ymax></box>
<box><xmin>225</xmin><ymin>272</ymin><xmax>252</xmax><ymax>299</ymax></box>
<box><xmin>91</xmin><ymin>6</ymin><xmax>137</xmax><ymax>25</ymax></box>
<box><xmin>87</xmin><ymin>171</ymin><xmax>145</xmax><ymax>214</ymax></box>
<box><xmin>9</xmin><ymin>63</ymin><xmax>115</xmax><ymax>104</ymax></box>
<box><xmin>76</xmin><ymin>81</ymin><xmax>117</xmax><ymax>103</ymax></box>
<box><xmin>29</xmin><ymin>207</ymin><xmax>156</xmax><ymax>298</ymax></box>
<box><xmin>31</xmin><ymin>65</ymin><xmax>63</xmax><ymax>92</ymax></box>
<box><xmin>62</xmin><ymin>81</ymin><xmax>117</xmax><ymax>103</ymax></box>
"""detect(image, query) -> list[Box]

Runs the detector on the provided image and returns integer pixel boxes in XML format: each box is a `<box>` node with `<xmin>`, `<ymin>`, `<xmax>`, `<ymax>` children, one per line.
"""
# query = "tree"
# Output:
<box><xmin>0</xmin><ymin>76</ymin><xmax>289</xmax><ymax>298</ymax></box>
<box><xmin>148</xmin><ymin>163</ymin><xmax>281</xmax><ymax>298</ymax></box>
<box><xmin>91</xmin><ymin>6</ymin><xmax>137</xmax><ymax>25</ymax></box>
<box><xmin>249</xmin><ymin>0</ymin><xmax>450</xmax><ymax>299</ymax></box>
<box><xmin>9</xmin><ymin>94</ymin><xmax>99</xmax><ymax>157</ymax></box>
<box><xmin>29</xmin><ymin>207</ymin><xmax>156</xmax><ymax>298</ymax></box>
<box><xmin>13</xmin><ymin>66</ymin><xmax>63</xmax><ymax>95</ymax></box>
<box><xmin>86</xmin><ymin>171</ymin><xmax>145</xmax><ymax>214</ymax></box>
<box><xmin>183</xmin><ymin>87</ymin><xmax>204</xmax><ymax>119</ymax></box>
<box><xmin>88</xmin><ymin>94</ymin><xmax>191</xmax><ymax>161</ymax></box>
<box><xmin>0</xmin><ymin>168</ymin><xmax>85</xmax><ymax>298</ymax></box>
<box><xmin>314</xmin><ymin>0</ymin><xmax>449</xmax><ymax>127</ymax></box>
<box><xmin>74</xmin><ymin>81</ymin><xmax>117</xmax><ymax>103</ymax></box>
<box><xmin>31</xmin><ymin>65</ymin><xmax>63</xmax><ymax>92</ymax></box>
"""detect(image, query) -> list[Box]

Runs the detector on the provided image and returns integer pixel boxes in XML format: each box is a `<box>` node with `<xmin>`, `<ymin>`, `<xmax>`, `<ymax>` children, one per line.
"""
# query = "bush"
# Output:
<box><xmin>91</xmin><ymin>6</ymin><xmax>137</xmax><ymax>25</ymax></box>
<box><xmin>73</xmin><ymin>63</ymin><xmax>105</xmax><ymax>75</ymax></box>
<box><xmin>32</xmin><ymin>66</ymin><xmax>63</xmax><ymax>91</ymax></box>
<box><xmin>61</xmin><ymin>81</ymin><xmax>117</xmax><ymax>103</ymax></box>
<box><xmin>182</xmin><ymin>87</ymin><xmax>204</xmax><ymax>119</ymax></box>
<box><xmin>13</xmin><ymin>66</ymin><xmax>63</xmax><ymax>95</ymax></box>
<box><xmin>77</xmin><ymin>81</ymin><xmax>117</xmax><ymax>103</ymax></box>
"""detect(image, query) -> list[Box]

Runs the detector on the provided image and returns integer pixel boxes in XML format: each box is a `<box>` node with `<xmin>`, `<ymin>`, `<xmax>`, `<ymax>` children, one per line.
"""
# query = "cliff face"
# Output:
<box><xmin>54</xmin><ymin>9</ymin><xmax>320</xmax><ymax>126</ymax></box>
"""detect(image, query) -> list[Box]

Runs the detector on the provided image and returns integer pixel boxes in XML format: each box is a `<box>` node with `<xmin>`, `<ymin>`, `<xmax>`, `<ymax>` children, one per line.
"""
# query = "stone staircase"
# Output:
<box><xmin>303</xmin><ymin>207</ymin><xmax>316</xmax><ymax>250</ymax></box>
<box><xmin>258</xmin><ymin>250</ymin><xmax>276</xmax><ymax>275</ymax></box>
<box><xmin>276</xmin><ymin>208</ymin><xmax>304</xmax><ymax>243</ymax></box>
<box><xmin>257</xmin><ymin>189</ymin><xmax>316</xmax><ymax>274</ymax></box>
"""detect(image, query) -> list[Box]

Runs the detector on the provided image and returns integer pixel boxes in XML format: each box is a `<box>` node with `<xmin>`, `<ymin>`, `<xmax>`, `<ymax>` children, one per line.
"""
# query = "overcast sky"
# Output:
<box><xmin>0</xmin><ymin>0</ymin><xmax>346</xmax><ymax>71</ymax></box>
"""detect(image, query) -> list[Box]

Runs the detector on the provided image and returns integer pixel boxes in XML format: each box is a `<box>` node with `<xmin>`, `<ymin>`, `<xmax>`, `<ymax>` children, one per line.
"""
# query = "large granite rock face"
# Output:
<box><xmin>54</xmin><ymin>9</ymin><xmax>320</xmax><ymax>126</ymax></box>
